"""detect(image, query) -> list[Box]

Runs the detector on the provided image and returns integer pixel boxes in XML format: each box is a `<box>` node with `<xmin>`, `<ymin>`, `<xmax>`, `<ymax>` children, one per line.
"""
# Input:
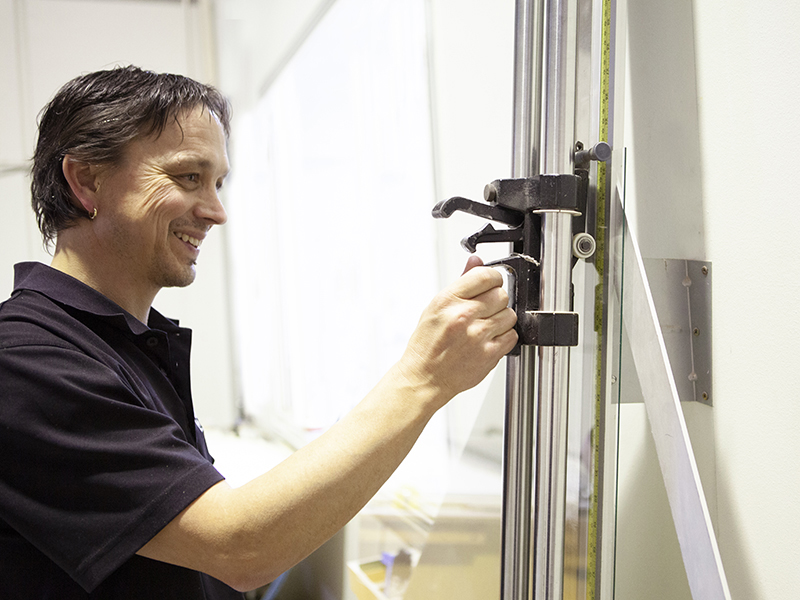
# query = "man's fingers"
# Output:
<box><xmin>401</xmin><ymin>268</ymin><xmax>519</xmax><ymax>400</ymax></box>
<box><xmin>494</xmin><ymin>305</ymin><xmax>518</xmax><ymax>333</ymax></box>
<box><xmin>479</xmin><ymin>305</ymin><xmax>518</xmax><ymax>342</ymax></box>
<box><xmin>449</xmin><ymin>265</ymin><xmax>505</xmax><ymax>300</ymax></box>
<box><xmin>493</xmin><ymin>326</ymin><xmax>520</xmax><ymax>355</ymax></box>
<box><xmin>469</xmin><ymin>285</ymin><xmax>513</xmax><ymax>319</ymax></box>
<box><xmin>462</xmin><ymin>255</ymin><xmax>484</xmax><ymax>275</ymax></box>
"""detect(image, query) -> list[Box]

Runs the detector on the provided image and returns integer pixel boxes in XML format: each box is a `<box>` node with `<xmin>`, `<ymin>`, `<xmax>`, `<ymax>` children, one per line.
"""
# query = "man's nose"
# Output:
<box><xmin>197</xmin><ymin>187</ymin><xmax>228</xmax><ymax>226</ymax></box>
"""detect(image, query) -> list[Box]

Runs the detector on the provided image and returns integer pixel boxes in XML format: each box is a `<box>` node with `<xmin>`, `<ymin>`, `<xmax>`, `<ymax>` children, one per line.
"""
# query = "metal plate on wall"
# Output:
<box><xmin>620</xmin><ymin>258</ymin><xmax>712</xmax><ymax>405</ymax></box>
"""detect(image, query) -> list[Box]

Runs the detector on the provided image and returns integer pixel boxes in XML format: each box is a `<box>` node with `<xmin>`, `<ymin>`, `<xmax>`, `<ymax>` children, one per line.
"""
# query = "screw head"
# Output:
<box><xmin>484</xmin><ymin>183</ymin><xmax>498</xmax><ymax>203</ymax></box>
<box><xmin>592</xmin><ymin>141</ymin><xmax>612</xmax><ymax>162</ymax></box>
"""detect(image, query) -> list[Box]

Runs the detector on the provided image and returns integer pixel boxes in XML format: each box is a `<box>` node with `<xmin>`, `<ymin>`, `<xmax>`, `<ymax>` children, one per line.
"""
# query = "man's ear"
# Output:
<box><xmin>62</xmin><ymin>156</ymin><xmax>102</xmax><ymax>214</ymax></box>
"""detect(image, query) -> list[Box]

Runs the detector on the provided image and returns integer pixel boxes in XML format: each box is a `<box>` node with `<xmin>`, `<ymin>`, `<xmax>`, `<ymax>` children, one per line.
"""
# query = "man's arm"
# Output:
<box><xmin>137</xmin><ymin>261</ymin><xmax>517</xmax><ymax>592</ymax></box>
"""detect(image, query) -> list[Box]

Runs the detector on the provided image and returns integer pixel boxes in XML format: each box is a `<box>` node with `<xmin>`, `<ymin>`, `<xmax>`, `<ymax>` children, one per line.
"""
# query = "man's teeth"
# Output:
<box><xmin>175</xmin><ymin>232</ymin><xmax>201</xmax><ymax>248</ymax></box>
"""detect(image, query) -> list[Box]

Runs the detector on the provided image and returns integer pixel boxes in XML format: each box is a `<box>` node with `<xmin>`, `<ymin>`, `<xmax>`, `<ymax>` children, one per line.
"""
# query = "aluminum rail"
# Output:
<box><xmin>502</xmin><ymin>0</ymin><xmax>576</xmax><ymax>598</ymax></box>
<box><xmin>500</xmin><ymin>0</ymin><xmax>542</xmax><ymax>599</ymax></box>
<box><xmin>532</xmin><ymin>1</ymin><xmax>575</xmax><ymax>599</ymax></box>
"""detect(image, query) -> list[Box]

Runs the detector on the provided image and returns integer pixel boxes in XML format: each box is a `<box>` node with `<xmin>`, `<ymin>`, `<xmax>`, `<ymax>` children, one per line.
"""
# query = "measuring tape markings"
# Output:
<box><xmin>586</xmin><ymin>0</ymin><xmax>612</xmax><ymax>598</ymax></box>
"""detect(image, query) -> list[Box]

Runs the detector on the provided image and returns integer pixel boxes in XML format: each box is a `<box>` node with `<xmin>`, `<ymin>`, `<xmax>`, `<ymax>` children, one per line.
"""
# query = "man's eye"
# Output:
<box><xmin>177</xmin><ymin>173</ymin><xmax>200</xmax><ymax>185</ymax></box>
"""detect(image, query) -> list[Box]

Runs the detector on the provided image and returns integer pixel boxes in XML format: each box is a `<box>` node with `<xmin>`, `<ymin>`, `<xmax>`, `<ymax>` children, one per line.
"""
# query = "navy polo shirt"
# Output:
<box><xmin>0</xmin><ymin>262</ymin><xmax>244</xmax><ymax>599</ymax></box>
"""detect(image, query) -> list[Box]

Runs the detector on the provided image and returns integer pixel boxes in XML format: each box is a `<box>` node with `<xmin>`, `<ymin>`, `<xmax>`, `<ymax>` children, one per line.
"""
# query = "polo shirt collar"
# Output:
<box><xmin>12</xmin><ymin>262</ymin><xmax>179</xmax><ymax>336</ymax></box>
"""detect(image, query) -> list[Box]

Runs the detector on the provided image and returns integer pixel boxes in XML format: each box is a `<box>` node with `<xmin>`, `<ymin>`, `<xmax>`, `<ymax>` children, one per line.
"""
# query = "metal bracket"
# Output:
<box><xmin>525</xmin><ymin>311</ymin><xmax>579</xmax><ymax>346</ymax></box>
<box><xmin>483</xmin><ymin>173</ymin><xmax>582</xmax><ymax>213</ymax></box>
<box><xmin>432</xmin><ymin>172</ymin><xmax>593</xmax><ymax>347</ymax></box>
<box><xmin>621</xmin><ymin>258</ymin><xmax>713</xmax><ymax>405</ymax></box>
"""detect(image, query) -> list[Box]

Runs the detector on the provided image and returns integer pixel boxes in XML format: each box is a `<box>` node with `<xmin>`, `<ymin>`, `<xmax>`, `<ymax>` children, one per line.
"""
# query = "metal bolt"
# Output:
<box><xmin>693</xmin><ymin>327</ymin><xmax>700</xmax><ymax>336</ymax></box>
<box><xmin>484</xmin><ymin>183</ymin><xmax>498</xmax><ymax>203</ymax></box>
<box><xmin>701</xmin><ymin>266</ymin><xmax>709</xmax><ymax>276</ymax></box>
<box><xmin>575</xmin><ymin>141</ymin><xmax>612</xmax><ymax>164</ymax></box>
<box><xmin>611</xmin><ymin>375</ymin><xmax>618</xmax><ymax>384</ymax></box>
<box><xmin>702</xmin><ymin>392</ymin><xmax>709</xmax><ymax>401</ymax></box>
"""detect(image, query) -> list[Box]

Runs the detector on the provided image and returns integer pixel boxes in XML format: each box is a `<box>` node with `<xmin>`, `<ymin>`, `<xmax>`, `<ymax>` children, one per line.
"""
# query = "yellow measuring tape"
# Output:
<box><xmin>587</xmin><ymin>0</ymin><xmax>612</xmax><ymax>597</ymax></box>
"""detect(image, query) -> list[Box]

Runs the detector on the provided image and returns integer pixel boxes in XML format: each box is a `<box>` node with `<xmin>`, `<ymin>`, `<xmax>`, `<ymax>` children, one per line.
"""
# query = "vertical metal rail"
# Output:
<box><xmin>502</xmin><ymin>0</ymin><xmax>576</xmax><ymax>598</ymax></box>
<box><xmin>500</xmin><ymin>1</ymin><xmax>542</xmax><ymax>599</ymax></box>
<box><xmin>533</xmin><ymin>0</ymin><xmax>575</xmax><ymax>599</ymax></box>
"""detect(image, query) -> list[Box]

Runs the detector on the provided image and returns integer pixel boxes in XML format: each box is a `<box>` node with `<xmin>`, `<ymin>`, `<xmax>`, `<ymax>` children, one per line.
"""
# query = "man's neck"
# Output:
<box><xmin>51</xmin><ymin>231</ymin><xmax>156</xmax><ymax>324</ymax></box>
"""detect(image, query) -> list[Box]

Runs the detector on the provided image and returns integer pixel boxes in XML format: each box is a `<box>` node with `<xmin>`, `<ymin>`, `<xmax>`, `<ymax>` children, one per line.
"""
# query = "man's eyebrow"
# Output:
<box><xmin>169</xmin><ymin>154</ymin><xmax>230</xmax><ymax>176</ymax></box>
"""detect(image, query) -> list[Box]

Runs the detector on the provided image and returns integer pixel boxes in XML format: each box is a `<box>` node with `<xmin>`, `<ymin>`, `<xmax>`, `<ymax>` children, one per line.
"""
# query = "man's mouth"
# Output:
<box><xmin>174</xmin><ymin>232</ymin><xmax>202</xmax><ymax>249</ymax></box>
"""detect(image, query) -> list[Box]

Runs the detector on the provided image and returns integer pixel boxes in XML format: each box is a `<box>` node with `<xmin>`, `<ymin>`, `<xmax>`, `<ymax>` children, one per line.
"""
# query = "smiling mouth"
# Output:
<box><xmin>174</xmin><ymin>232</ymin><xmax>202</xmax><ymax>249</ymax></box>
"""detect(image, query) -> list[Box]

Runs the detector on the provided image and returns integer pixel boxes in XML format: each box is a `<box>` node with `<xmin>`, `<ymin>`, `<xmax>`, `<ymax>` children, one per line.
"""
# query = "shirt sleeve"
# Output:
<box><xmin>0</xmin><ymin>343</ymin><xmax>226</xmax><ymax>592</ymax></box>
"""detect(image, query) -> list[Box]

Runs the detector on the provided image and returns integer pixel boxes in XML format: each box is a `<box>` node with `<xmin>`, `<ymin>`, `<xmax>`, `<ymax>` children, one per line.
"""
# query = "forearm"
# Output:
<box><xmin>230</xmin><ymin>363</ymin><xmax>440</xmax><ymax>578</ymax></box>
<box><xmin>139</xmin><ymin>363</ymin><xmax>443</xmax><ymax>591</ymax></box>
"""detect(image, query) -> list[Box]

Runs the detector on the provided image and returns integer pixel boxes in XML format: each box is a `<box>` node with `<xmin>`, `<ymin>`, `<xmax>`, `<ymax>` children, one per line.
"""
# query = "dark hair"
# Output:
<box><xmin>31</xmin><ymin>65</ymin><xmax>231</xmax><ymax>246</ymax></box>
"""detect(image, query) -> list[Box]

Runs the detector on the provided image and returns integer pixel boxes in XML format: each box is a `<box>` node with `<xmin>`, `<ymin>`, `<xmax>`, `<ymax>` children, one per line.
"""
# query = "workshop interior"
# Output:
<box><xmin>1</xmin><ymin>0</ymin><xmax>798</xmax><ymax>599</ymax></box>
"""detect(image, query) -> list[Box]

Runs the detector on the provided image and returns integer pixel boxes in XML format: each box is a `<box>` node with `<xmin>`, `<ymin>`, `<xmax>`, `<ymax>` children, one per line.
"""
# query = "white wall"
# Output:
<box><xmin>693</xmin><ymin>3</ymin><xmax>800</xmax><ymax>598</ymax></box>
<box><xmin>621</xmin><ymin>1</ymin><xmax>800</xmax><ymax>599</ymax></box>
<box><xmin>0</xmin><ymin>0</ymin><xmax>236</xmax><ymax>427</ymax></box>
<box><xmin>215</xmin><ymin>0</ymin><xmax>334</xmax><ymax>113</ymax></box>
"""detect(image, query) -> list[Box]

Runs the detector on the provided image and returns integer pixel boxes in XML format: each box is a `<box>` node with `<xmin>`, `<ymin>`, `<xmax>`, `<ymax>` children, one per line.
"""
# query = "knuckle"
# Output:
<box><xmin>506</xmin><ymin>306</ymin><xmax>518</xmax><ymax>324</ymax></box>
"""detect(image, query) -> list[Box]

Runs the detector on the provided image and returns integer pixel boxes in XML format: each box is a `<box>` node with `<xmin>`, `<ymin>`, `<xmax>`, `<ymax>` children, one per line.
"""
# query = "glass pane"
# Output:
<box><xmin>395</xmin><ymin>368</ymin><xmax>506</xmax><ymax>600</ymax></box>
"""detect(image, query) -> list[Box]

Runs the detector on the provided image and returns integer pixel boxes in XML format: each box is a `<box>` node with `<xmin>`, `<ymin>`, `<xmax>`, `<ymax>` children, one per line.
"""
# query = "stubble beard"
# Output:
<box><xmin>156</xmin><ymin>259</ymin><xmax>197</xmax><ymax>289</ymax></box>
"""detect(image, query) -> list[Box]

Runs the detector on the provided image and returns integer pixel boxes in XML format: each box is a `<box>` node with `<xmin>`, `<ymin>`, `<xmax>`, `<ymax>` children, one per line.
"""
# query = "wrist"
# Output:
<box><xmin>388</xmin><ymin>357</ymin><xmax>452</xmax><ymax>415</ymax></box>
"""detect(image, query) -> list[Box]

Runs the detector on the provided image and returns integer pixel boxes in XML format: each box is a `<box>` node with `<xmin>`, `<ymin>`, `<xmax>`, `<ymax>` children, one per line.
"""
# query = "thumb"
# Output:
<box><xmin>462</xmin><ymin>254</ymin><xmax>484</xmax><ymax>275</ymax></box>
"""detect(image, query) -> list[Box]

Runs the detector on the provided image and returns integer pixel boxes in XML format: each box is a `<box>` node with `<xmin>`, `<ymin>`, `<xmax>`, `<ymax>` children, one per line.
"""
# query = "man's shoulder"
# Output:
<box><xmin>0</xmin><ymin>288</ymin><xmax>81</xmax><ymax>351</ymax></box>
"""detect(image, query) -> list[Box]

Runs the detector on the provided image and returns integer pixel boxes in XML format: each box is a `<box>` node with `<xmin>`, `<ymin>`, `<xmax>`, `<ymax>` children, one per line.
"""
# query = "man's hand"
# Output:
<box><xmin>397</xmin><ymin>256</ymin><xmax>518</xmax><ymax>406</ymax></box>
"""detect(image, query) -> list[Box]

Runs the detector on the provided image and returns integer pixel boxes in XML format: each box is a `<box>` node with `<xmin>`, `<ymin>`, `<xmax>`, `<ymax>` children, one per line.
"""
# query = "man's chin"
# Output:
<box><xmin>159</xmin><ymin>266</ymin><xmax>197</xmax><ymax>289</ymax></box>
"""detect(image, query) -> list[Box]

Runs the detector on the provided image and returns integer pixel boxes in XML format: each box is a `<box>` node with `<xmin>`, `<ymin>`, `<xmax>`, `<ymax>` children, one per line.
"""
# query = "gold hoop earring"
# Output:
<box><xmin>89</xmin><ymin>207</ymin><xmax>97</xmax><ymax>220</ymax></box>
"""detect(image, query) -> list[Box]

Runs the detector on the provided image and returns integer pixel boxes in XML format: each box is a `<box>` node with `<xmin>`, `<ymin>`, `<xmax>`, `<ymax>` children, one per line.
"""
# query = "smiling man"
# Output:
<box><xmin>0</xmin><ymin>66</ymin><xmax>517</xmax><ymax>599</ymax></box>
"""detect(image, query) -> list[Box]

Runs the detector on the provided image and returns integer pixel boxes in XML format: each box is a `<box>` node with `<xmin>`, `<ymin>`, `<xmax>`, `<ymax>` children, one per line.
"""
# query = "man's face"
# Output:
<box><xmin>93</xmin><ymin>106</ymin><xmax>230</xmax><ymax>293</ymax></box>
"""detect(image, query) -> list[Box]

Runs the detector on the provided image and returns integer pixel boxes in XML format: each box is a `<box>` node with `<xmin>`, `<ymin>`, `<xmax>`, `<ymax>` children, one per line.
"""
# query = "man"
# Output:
<box><xmin>0</xmin><ymin>66</ymin><xmax>517</xmax><ymax>598</ymax></box>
